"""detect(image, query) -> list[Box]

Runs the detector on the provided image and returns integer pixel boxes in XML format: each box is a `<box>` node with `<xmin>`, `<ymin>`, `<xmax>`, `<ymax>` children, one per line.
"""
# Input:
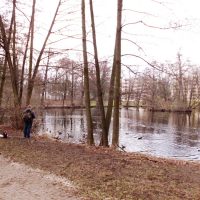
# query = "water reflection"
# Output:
<box><xmin>38</xmin><ymin>108</ymin><xmax>200</xmax><ymax>161</ymax></box>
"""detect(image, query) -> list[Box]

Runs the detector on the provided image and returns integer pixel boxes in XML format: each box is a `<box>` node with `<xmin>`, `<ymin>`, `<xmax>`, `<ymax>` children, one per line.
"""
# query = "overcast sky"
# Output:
<box><xmin>2</xmin><ymin>0</ymin><xmax>200</xmax><ymax>71</ymax></box>
<box><xmin>34</xmin><ymin>0</ymin><xmax>200</xmax><ymax>68</ymax></box>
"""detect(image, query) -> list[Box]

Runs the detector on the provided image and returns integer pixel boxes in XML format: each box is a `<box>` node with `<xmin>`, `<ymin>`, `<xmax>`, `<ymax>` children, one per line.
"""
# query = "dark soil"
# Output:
<box><xmin>0</xmin><ymin>125</ymin><xmax>200</xmax><ymax>200</ymax></box>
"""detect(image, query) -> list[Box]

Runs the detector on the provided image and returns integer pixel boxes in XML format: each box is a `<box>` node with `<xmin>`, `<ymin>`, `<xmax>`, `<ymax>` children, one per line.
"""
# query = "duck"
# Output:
<box><xmin>58</xmin><ymin>131</ymin><xmax>63</xmax><ymax>135</ymax></box>
<box><xmin>0</xmin><ymin>132</ymin><xmax>8</xmax><ymax>138</ymax></box>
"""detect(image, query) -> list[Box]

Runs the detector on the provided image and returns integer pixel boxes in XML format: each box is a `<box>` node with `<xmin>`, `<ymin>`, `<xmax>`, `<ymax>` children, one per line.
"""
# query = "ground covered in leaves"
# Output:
<box><xmin>0</xmin><ymin>125</ymin><xmax>200</xmax><ymax>200</ymax></box>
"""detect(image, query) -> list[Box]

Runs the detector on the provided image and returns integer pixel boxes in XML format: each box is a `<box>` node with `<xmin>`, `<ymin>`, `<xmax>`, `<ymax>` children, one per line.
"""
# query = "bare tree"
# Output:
<box><xmin>81</xmin><ymin>0</ymin><xmax>94</xmax><ymax>145</ymax></box>
<box><xmin>41</xmin><ymin>50</ymin><xmax>51</xmax><ymax>107</ymax></box>
<box><xmin>0</xmin><ymin>57</ymin><xmax>7</xmax><ymax>106</ymax></box>
<box><xmin>26</xmin><ymin>0</ymin><xmax>61</xmax><ymax>105</ymax></box>
<box><xmin>112</xmin><ymin>0</ymin><xmax>123</xmax><ymax>147</ymax></box>
<box><xmin>0</xmin><ymin>11</ymin><xmax>20</xmax><ymax>107</ymax></box>
<box><xmin>89</xmin><ymin>0</ymin><xmax>108</xmax><ymax>146</ymax></box>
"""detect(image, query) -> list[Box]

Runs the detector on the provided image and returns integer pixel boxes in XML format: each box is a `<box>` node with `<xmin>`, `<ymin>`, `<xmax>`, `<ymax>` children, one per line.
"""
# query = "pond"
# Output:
<box><xmin>38</xmin><ymin>108</ymin><xmax>200</xmax><ymax>161</ymax></box>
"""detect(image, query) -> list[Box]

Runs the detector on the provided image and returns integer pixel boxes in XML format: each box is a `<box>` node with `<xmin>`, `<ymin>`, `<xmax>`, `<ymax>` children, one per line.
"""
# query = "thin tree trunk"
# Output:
<box><xmin>0</xmin><ymin>15</ymin><xmax>20</xmax><ymax>107</ymax></box>
<box><xmin>98</xmin><ymin>33</ymin><xmax>118</xmax><ymax>146</ymax></box>
<box><xmin>104</xmin><ymin>29</ymin><xmax>117</xmax><ymax>139</ymax></box>
<box><xmin>81</xmin><ymin>0</ymin><xmax>94</xmax><ymax>145</ymax></box>
<box><xmin>41</xmin><ymin>50</ymin><xmax>50</xmax><ymax>107</ymax></box>
<box><xmin>26</xmin><ymin>0</ymin><xmax>61</xmax><ymax>105</ymax></box>
<box><xmin>0</xmin><ymin>59</ymin><xmax>7</xmax><ymax>106</ymax></box>
<box><xmin>112</xmin><ymin>0</ymin><xmax>123</xmax><ymax>147</ymax></box>
<box><xmin>0</xmin><ymin>3</ymin><xmax>21</xmax><ymax>128</ymax></box>
<box><xmin>12</xmin><ymin>0</ymin><xmax>19</xmax><ymax>91</ymax></box>
<box><xmin>63</xmin><ymin>71</ymin><xmax>68</xmax><ymax>107</ymax></box>
<box><xmin>71</xmin><ymin>62</ymin><xmax>74</xmax><ymax>107</ymax></box>
<box><xmin>19</xmin><ymin>16</ymin><xmax>32</xmax><ymax>104</ymax></box>
<box><xmin>26</xmin><ymin>0</ymin><xmax>36</xmax><ymax>106</ymax></box>
<box><xmin>89</xmin><ymin>0</ymin><xmax>108</xmax><ymax>146</ymax></box>
<box><xmin>126</xmin><ymin>86</ymin><xmax>133</xmax><ymax>107</ymax></box>
<box><xmin>81</xmin><ymin>69</ymin><xmax>84</xmax><ymax>106</ymax></box>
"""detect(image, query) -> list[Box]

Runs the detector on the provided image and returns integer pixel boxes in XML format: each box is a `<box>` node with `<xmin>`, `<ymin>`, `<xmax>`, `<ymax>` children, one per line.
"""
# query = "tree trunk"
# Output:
<box><xmin>26</xmin><ymin>0</ymin><xmax>61</xmax><ymax>105</ymax></box>
<box><xmin>81</xmin><ymin>0</ymin><xmax>94</xmax><ymax>145</ymax></box>
<box><xmin>27</xmin><ymin>0</ymin><xmax>36</xmax><ymax>106</ymax></box>
<box><xmin>0</xmin><ymin>59</ymin><xmax>7</xmax><ymax>106</ymax></box>
<box><xmin>112</xmin><ymin>0</ymin><xmax>123</xmax><ymax>147</ymax></box>
<box><xmin>62</xmin><ymin>71</ymin><xmax>68</xmax><ymax>107</ymax></box>
<box><xmin>89</xmin><ymin>0</ymin><xmax>108</xmax><ymax>146</ymax></box>
<box><xmin>105</xmin><ymin>37</ymin><xmax>117</xmax><ymax>140</ymax></box>
<box><xmin>12</xmin><ymin>0</ymin><xmax>19</xmax><ymax>93</ymax></box>
<box><xmin>0</xmin><ymin>15</ymin><xmax>20</xmax><ymax>107</ymax></box>
<box><xmin>19</xmin><ymin>13</ymin><xmax>32</xmax><ymax>105</ymax></box>
<box><xmin>71</xmin><ymin>62</ymin><xmax>74</xmax><ymax>107</ymax></box>
<box><xmin>41</xmin><ymin>51</ymin><xmax>50</xmax><ymax>107</ymax></box>
<box><xmin>0</xmin><ymin>5</ymin><xmax>21</xmax><ymax>128</ymax></box>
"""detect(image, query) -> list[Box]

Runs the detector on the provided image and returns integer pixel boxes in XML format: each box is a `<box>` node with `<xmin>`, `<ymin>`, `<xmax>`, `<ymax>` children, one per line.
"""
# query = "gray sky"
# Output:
<box><xmin>2</xmin><ymin>0</ymin><xmax>200</xmax><ymax>71</ymax></box>
<box><xmin>36</xmin><ymin>0</ymin><xmax>200</xmax><ymax>67</ymax></box>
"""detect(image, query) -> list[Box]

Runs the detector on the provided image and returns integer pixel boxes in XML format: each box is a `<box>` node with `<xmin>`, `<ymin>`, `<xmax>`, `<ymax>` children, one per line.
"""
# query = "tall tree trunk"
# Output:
<box><xmin>177</xmin><ymin>53</ymin><xmax>184</xmax><ymax>109</ymax></box>
<box><xmin>26</xmin><ymin>0</ymin><xmax>36</xmax><ymax>106</ymax></box>
<box><xmin>12</xmin><ymin>0</ymin><xmax>19</xmax><ymax>92</ymax></box>
<box><xmin>112</xmin><ymin>0</ymin><xmax>123</xmax><ymax>147</ymax></box>
<box><xmin>126</xmin><ymin>84</ymin><xmax>133</xmax><ymax>107</ymax></box>
<box><xmin>19</xmin><ymin>16</ymin><xmax>32</xmax><ymax>104</ymax></box>
<box><xmin>0</xmin><ymin>15</ymin><xmax>20</xmax><ymax>107</ymax></box>
<box><xmin>188</xmin><ymin>80</ymin><xmax>194</xmax><ymax>109</ymax></box>
<box><xmin>81</xmin><ymin>69</ymin><xmax>84</xmax><ymax>106</ymax></box>
<box><xmin>105</xmin><ymin>42</ymin><xmax>116</xmax><ymax>135</ymax></box>
<box><xmin>0</xmin><ymin>3</ymin><xmax>21</xmax><ymax>128</ymax></box>
<box><xmin>63</xmin><ymin>71</ymin><xmax>68</xmax><ymax>107</ymax></box>
<box><xmin>0</xmin><ymin>59</ymin><xmax>7</xmax><ymax>106</ymax></box>
<box><xmin>71</xmin><ymin>62</ymin><xmax>74</xmax><ymax>107</ymax></box>
<box><xmin>89</xmin><ymin>0</ymin><xmax>108</xmax><ymax>146</ymax></box>
<box><xmin>26</xmin><ymin>0</ymin><xmax>61</xmax><ymax>105</ymax></box>
<box><xmin>81</xmin><ymin>0</ymin><xmax>94</xmax><ymax>145</ymax></box>
<box><xmin>41</xmin><ymin>50</ymin><xmax>50</xmax><ymax>107</ymax></box>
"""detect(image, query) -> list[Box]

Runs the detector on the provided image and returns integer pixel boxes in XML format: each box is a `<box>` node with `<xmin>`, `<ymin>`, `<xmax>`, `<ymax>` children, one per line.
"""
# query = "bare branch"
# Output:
<box><xmin>15</xmin><ymin>5</ymin><xmax>30</xmax><ymax>22</ymax></box>
<box><xmin>122</xmin><ymin>20</ymin><xmax>183</xmax><ymax>30</ymax></box>
<box><xmin>122</xmin><ymin>38</ymin><xmax>146</xmax><ymax>55</ymax></box>
<box><xmin>123</xmin><ymin>9</ymin><xmax>157</xmax><ymax>18</ymax></box>
<box><xmin>121</xmin><ymin>63</ymin><xmax>138</xmax><ymax>75</ymax></box>
<box><xmin>122</xmin><ymin>53</ymin><xmax>175</xmax><ymax>76</ymax></box>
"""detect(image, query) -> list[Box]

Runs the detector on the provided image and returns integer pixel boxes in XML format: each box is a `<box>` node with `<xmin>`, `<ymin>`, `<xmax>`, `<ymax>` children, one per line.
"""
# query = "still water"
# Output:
<box><xmin>38</xmin><ymin>108</ymin><xmax>200</xmax><ymax>161</ymax></box>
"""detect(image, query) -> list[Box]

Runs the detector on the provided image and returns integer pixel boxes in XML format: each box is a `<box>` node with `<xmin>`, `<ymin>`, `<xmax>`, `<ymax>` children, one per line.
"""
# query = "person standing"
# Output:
<box><xmin>23</xmin><ymin>105</ymin><xmax>35</xmax><ymax>138</ymax></box>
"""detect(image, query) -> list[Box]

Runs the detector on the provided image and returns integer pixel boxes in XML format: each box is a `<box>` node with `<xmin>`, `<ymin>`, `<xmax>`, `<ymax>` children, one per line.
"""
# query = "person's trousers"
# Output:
<box><xmin>23</xmin><ymin>122</ymin><xmax>32</xmax><ymax>138</ymax></box>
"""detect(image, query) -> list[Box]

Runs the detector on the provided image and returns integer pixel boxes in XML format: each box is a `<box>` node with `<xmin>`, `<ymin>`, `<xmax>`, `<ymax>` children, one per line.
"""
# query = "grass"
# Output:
<box><xmin>0</xmin><ymin>125</ymin><xmax>200</xmax><ymax>200</ymax></box>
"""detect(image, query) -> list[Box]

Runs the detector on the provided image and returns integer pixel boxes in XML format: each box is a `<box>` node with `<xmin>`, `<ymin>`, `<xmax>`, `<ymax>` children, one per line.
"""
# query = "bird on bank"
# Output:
<box><xmin>0</xmin><ymin>132</ymin><xmax>8</xmax><ymax>138</ymax></box>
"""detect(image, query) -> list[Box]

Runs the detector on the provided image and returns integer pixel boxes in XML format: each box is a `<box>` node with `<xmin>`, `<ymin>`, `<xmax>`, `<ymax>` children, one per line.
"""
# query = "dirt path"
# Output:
<box><xmin>0</xmin><ymin>155</ymin><xmax>79</xmax><ymax>200</ymax></box>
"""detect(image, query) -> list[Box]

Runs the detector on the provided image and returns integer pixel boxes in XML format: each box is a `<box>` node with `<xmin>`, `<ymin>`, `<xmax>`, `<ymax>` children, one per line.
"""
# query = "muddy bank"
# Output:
<box><xmin>0</xmin><ymin>125</ymin><xmax>200</xmax><ymax>199</ymax></box>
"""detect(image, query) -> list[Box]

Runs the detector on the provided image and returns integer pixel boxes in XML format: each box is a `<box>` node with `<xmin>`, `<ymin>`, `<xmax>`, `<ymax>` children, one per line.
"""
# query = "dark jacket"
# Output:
<box><xmin>23</xmin><ymin>109</ymin><xmax>35</xmax><ymax>123</ymax></box>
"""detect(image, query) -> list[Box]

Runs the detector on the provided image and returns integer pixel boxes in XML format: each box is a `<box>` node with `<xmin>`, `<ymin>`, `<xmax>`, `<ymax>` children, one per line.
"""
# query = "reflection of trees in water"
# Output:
<box><xmin>79</xmin><ymin>109</ymin><xmax>85</xmax><ymax>132</ymax></box>
<box><xmin>171</xmin><ymin>112</ymin><xmax>200</xmax><ymax>147</ymax></box>
<box><xmin>146</xmin><ymin>112</ymin><xmax>154</xmax><ymax>124</ymax></box>
<box><xmin>171</xmin><ymin>113</ymin><xmax>187</xmax><ymax>130</ymax></box>
<box><xmin>175</xmin><ymin>131</ymin><xmax>199</xmax><ymax>147</ymax></box>
<box><xmin>146</xmin><ymin>111</ymin><xmax>170</xmax><ymax>125</ymax></box>
<box><xmin>169</xmin><ymin>112</ymin><xmax>199</xmax><ymax>128</ymax></box>
<box><xmin>40</xmin><ymin>108</ymin><xmax>200</xmax><ymax>156</ymax></box>
<box><xmin>191</xmin><ymin>112</ymin><xmax>200</xmax><ymax>128</ymax></box>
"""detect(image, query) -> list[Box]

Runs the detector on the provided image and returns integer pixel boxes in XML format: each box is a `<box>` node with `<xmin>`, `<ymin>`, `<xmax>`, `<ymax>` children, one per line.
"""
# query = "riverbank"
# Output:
<box><xmin>0</xmin><ymin>125</ymin><xmax>200</xmax><ymax>200</ymax></box>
